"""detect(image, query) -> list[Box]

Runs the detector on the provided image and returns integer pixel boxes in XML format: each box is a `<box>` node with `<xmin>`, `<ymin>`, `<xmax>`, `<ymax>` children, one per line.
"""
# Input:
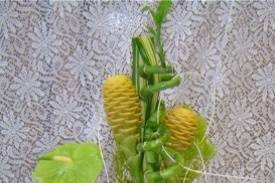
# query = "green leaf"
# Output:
<box><xmin>196</xmin><ymin>115</ymin><xmax>207</xmax><ymax>142</ymax></box>
<box><xmin>147</xmin><ymin>27</ymin><xmax>156</xmax><ymax>35</ymax></box>
<box><xmin>180</xmin><ymin>144</ymin><xmax>198</xmax><ymax>163</ymax></box>
<box><xmin>134</xmin><ymin>36</ymin><xmax>160</xmax><ymax>119</ymax></box>
<box><xmin>141</xmin><ymin>5</ymin><xmax>152</xmax><ymax>13</ymax></box>
<box><xmin>155</xmin><ymin>0</ymin><xmax>172</xmax><ymax>28</ymax></box>
<box><xmin>199</xmin><ymin>138</ymin><xmax>216</xmax><ymax>161</ymax></box>
<box><xmin>132</xmin><ymin>38</ymin><xmax>148</xmax><ymax>120</ymax></box>
<box><xmin>33</xmin><ymin>143</ymin><xmax>103</xmax><ymax>183</ymax></box>
<box><xmin>177</xmin><ymin>115</ymin><xmax>216</xmax><ymax>183</ymax></box>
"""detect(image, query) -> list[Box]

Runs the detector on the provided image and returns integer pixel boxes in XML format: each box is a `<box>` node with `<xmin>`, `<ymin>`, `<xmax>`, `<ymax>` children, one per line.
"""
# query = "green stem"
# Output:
<box><xmin>159</xmin><ymin>73</ymin><xmax>174</xmax><ymax>81</ymax></box>
<box><xmin>128</xmin><ymin>155</ymin><xmax>143</xmax><ymax>183</ymax></box>
<box><xmin>129</xmin><ymin>1</ymin><xmax>185</xmax><ymax>183</ymax></box>
<box><xmin>140</xmin><ymin>76</ymin><xmax>181</xmax><ymax>97</ymax></box>
<box><xmin>155</xmin><ymin>26</ymin><xmax>166</xmax><ymax>68</ymax></box>
<box><xmin>139</xmin><ymin>65</ymin><xmax>173</xmax><ymax>77</ymax></box>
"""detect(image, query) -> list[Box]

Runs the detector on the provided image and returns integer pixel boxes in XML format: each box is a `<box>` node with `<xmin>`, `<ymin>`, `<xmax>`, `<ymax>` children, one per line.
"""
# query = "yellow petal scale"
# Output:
<box><xmin>164</xmin><ymin>106</ymin><xmax>199</xmax><ymax>151</ymax></box>
<box><xmin>103</xmin><ymin>75</ymin><xmax>142</xmax><ymax>136</ymax></box>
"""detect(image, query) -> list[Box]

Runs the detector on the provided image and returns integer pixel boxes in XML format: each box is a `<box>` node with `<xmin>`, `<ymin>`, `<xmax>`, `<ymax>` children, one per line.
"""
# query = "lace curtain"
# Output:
<box><xmin>0</xmin><ymin>1</ymin><xmax>274</xmax><ymax>183</ymax></box>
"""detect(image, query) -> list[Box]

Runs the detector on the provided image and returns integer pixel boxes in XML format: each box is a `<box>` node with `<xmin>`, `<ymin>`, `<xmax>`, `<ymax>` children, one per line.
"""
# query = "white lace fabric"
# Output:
<box><xmin>0</xmin><ymin>1</ymin><xmax>275</xmax><ymax>183</ymax></box>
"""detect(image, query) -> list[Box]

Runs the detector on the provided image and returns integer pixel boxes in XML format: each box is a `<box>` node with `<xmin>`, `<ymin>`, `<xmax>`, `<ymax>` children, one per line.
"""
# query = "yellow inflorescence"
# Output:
<box><xmin>164</xmin><ymin>106</ymin><xmax>199</xmax><ymax>151</ymax></box>
<box><xmin>103</xmin><ymin>75</ymin><xmax>142</xmax><ymax>136</ymax></box>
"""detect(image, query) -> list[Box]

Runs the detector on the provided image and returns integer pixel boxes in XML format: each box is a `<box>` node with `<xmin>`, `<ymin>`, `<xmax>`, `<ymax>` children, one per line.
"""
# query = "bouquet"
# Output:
<box><xmin>32</xmin><ymin>1</ymin><xmax>216</xmax><ymax>183</ymax></box>
<box><xmin>102</xmin><ymin>1</ymin><xmax>215</xmax><ymax>182</ymax></box>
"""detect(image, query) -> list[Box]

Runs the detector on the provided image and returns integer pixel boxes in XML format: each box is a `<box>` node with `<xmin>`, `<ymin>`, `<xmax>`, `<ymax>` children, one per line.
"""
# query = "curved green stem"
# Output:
<box><xmin>140</xmin><ymin>76</ymin><xmax>181</xmax><ymax>97</ymax></box>
<box><xmin>159</xmin><ymin>73</ymin><xmax>175</xmax><ymax>81</ymax></box>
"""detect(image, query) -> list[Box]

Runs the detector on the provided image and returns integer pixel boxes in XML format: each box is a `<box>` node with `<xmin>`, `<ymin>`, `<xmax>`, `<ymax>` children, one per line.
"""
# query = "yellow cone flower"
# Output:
<box><xmin>164</xmin><ymin>106</ymin><xmax>199</xmax><ymax>151</ymax></box>
<box><xmin>103</xmin><ymin>75</ymin><xmax>142</xmax><ymax>136</ymax></box>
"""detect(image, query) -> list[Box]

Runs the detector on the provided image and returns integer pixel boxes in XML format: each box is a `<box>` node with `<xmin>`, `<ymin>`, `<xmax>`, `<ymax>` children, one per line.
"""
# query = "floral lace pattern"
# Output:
<box><xmin>0</xmin><ymin>1</ymin><xmax>275</xmax><ymax>183</ymax></box>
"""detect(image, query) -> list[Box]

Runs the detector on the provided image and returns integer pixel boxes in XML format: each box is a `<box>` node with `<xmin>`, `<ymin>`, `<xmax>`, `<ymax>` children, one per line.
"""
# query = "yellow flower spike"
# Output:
<box><xmin>103</xmin><ymin>75</ymin><xmax>142</xmax><ymax>136</ymax></box>
<box><xmin>164</xmin><ymin>106</ymin><xmax>199</xmax><ymax>151</ymax></box>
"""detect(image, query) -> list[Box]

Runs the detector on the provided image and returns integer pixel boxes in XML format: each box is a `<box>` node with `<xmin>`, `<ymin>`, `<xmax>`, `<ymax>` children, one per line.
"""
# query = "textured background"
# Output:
<box><xmin>0</xmin><ymin>1</ymin><xmax>275</xmax><ymax>183</ymax></box>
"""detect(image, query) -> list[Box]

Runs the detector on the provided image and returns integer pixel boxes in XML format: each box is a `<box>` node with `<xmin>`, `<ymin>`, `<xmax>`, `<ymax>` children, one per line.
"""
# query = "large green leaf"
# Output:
<box><xmin>33</xmin><ymin>143</ymin><xmax>103</xmax><ymax>183</ymax></box>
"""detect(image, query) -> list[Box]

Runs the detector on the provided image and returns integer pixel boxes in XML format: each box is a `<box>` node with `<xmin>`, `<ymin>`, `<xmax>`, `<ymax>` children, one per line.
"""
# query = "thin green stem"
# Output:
<box><xmin>140</xmin><ymin>76</ymin><xmax>181</xmax><ymax>97</ymax></box>
<box><xmin>159</xmin><ymin>73</ymin><xmax>174</xmax><ymax>81</ymax></box>
<box><xmin>139</xmin><ymin>65</ymin><xmax>173</xmax><ymax>77</ymax></box>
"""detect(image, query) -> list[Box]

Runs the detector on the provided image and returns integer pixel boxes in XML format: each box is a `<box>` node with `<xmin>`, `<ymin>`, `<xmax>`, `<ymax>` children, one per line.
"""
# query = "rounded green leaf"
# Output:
<box><xmin>33</xmin><ymin>143</ymin><xmax>103</xmax><ymax>183</ymax></box>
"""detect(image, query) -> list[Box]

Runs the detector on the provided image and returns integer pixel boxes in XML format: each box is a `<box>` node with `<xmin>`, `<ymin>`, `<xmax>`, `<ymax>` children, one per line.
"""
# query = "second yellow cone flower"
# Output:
<box><xmin>164</xmin><ymin>106</ymin><xmax>199</xmax><ymax>151</ymax></box>
<box><xmin>103</xmin><ymin>75</ymin><xmax>142</xmax><ymax>136</ymax></box>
